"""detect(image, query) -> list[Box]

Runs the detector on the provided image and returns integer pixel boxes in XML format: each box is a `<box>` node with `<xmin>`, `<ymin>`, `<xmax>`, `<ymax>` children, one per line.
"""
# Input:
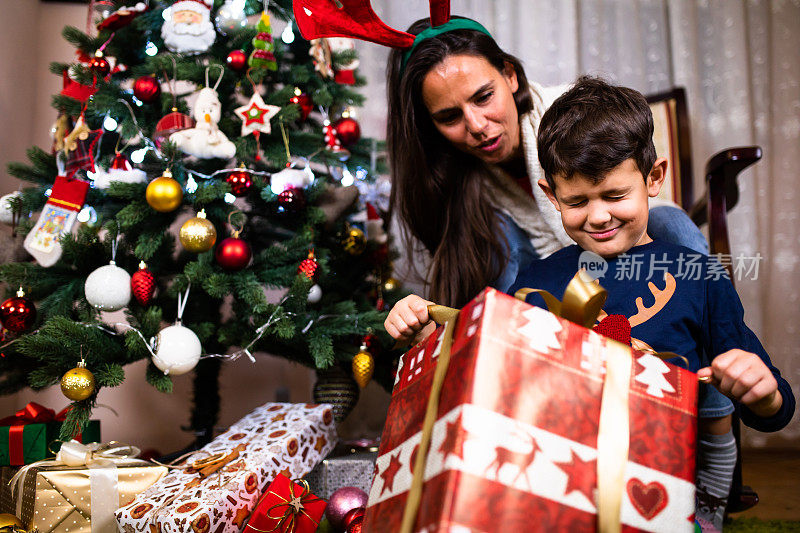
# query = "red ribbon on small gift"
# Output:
<box><xmin>0</xmin><ymin>402</ymin><xmax>75</xmax><ymax>465</ymax></box>
<box><xmin>245</xmin><ymin>475</ymin><xmax>323</xmax><ymax>533</ymax></box>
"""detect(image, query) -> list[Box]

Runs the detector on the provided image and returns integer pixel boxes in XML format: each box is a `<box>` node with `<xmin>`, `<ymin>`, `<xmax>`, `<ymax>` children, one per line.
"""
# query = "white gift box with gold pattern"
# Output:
<box><xmin>115</xmin><ymin>402</ymin><xmax>337</xmax><ymax>533</ymax></box>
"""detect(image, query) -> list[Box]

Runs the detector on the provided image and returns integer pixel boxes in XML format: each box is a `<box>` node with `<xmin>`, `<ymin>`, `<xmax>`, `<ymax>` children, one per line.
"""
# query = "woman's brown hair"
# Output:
<box><xmin>387</xmin><ymin>17</ymin><xmax>533</xmax><ymax>307</ymax></box>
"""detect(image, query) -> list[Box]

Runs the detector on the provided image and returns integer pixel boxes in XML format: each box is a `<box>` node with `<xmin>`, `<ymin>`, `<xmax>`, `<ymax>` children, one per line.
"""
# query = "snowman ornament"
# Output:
<box><xmin>170</xmin><ymin>67</ymin><xmax>236</xmax><ymax>159</ymax></box>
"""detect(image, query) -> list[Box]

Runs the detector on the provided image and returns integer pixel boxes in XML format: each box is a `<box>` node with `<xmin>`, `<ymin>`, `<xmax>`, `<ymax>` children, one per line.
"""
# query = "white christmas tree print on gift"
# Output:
<box><xmin>516</xmin><ymin>306</ymin><xmax>563</xmax><ymax>354</ymax></box>
<box><xmin>634</xmin><ymin>353</ymin><xmax>676</xmax><ymax>398</ymax></box>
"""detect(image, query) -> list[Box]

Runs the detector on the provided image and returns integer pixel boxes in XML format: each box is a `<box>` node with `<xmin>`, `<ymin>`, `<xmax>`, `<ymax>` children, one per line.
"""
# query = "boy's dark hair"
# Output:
<box><xmin>537</xmin><ymin>76</ymin><xmax>656</xmax><ymax>189</ymax></box>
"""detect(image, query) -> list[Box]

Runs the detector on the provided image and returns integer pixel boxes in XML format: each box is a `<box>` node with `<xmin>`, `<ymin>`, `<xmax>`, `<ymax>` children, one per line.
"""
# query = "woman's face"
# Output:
<box><xmin>421</xmin><ymin>54</ymin><xmax>521</xmax><ymax>164</ymax></box>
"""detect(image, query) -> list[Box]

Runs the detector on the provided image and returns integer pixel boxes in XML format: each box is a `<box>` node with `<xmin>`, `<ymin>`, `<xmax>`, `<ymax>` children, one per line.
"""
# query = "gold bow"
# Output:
<box><xmin>514</xmin><ymin>269</ymin><xmax>607</xmax><ymax>327</ymax></box>
<box><xmin>247</xmin><ymin>479</ymin><xmax>322</xmax><ymax>533</ymax></box>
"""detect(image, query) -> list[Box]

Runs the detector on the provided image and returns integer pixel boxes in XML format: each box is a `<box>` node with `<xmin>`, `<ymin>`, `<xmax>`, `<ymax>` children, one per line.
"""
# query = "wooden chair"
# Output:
<box><xmin>647</xmin><ymin>87</ymin><xmax>762</xmax><ymax>513</ymax></box>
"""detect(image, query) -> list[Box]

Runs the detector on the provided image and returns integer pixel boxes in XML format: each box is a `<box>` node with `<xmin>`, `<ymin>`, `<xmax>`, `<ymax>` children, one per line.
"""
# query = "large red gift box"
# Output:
<box><xmin>363</xmin><ymin>287</ymin><xmax>697</xmax><ymax>532</ymax></box>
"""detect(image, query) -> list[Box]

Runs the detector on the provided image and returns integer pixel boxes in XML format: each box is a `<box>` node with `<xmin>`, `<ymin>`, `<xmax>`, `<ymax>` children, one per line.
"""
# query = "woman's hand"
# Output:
<box><xmin>697</xmin><ymin>349</ymin><xmax>782</xmax><ymax>417</ymax></box>
<box><xmin>384</xmin><ymin>295</ymin><xmax>437</xmax><ymax>346</ymax></box>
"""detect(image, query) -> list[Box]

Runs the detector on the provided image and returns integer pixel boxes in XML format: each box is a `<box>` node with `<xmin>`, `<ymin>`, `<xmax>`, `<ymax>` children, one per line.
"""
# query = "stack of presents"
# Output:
<box><xmin>0</xmin><ymin>284</ymin><xmax>698</xmax><ymax>532</ymax></box>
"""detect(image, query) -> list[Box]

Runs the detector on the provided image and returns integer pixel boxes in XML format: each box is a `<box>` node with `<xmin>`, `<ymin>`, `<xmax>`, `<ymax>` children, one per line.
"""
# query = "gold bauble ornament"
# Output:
<box><xmin>342</xmin><ymin>227</ymin><xmax>366</xmax><ymax>255</ymax></box>
<box><xmin>0</xmin><ymin>513</ymin><xmax>23</xmax><ymax>530</ymax></box>
<box><xmin>180</xmin><ymin>209</ymin><xmax>217</xmax><ymax>253</ymax></box>
<box><xmin>382</xmin><ymin>277</ymin><xmax>400</xmax><ymax>292</ymax></box>
<box><xmin>351</xmin><ymin>342</ymin><xmax>374</xmax><ymax>389</ymax></box>
<box><xmin>146</xmin><ymin>169</ymin><xmax>183</xmax><ymax>212</ymax></box>
<box><xmin>60</xmin><ymin>361</ymin><xmax>95</xmax><ymax>402</ymax></box>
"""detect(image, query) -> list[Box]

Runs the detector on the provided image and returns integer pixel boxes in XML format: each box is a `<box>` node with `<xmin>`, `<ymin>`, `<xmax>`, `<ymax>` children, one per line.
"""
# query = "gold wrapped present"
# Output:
<box><xmin>8</xmin><ymin>440</ymin><xmax>167</xmax><ymax>532</ymax></box>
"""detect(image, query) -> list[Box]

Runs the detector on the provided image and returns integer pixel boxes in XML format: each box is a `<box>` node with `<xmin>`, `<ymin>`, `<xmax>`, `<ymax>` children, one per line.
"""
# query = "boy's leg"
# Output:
<box><xmin>696</xmin><ymin>384</ymin><xmax>736</xmax><ymax>532</ymax></box>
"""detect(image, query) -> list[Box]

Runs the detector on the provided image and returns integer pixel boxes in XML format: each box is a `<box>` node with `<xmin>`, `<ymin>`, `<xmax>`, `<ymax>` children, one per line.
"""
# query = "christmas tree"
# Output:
<box><xmin>0</xmin><ymin>0</ymin><xmax>401</xmax><ymax>448</ymax></box>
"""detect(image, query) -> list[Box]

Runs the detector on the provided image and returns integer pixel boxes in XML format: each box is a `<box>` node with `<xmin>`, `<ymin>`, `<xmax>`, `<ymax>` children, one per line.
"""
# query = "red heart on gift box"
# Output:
<box><xmin>626</xmin><ymin>478</ymin><xmax>668</xmax><ymax>520</ymax></box>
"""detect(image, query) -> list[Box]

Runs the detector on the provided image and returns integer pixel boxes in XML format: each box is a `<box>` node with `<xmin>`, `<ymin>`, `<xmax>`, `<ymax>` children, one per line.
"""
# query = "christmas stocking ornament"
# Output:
<box><xmin>24</xmin><ymin>175</ymin><xmax>90</xmax><ymax>267</ymax></box>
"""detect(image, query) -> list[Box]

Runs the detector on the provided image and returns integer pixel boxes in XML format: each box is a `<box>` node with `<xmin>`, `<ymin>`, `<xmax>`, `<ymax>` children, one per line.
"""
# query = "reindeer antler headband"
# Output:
<box><xmin>292</xmin><ymin>0</ymin><xmax>492</xmax><ymax>70</ymax></box>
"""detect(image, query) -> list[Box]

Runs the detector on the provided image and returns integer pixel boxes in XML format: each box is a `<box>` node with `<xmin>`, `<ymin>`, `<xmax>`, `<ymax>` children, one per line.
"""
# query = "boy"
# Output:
<box><xmin>508</xmin><ymin>76</ymin><xmax>795</xmax><ymax>531</ymax></box>
<box><xmin>385</xmin><ymin>76</ymin><xmax>794</xmax><ymax>531</ymax></box>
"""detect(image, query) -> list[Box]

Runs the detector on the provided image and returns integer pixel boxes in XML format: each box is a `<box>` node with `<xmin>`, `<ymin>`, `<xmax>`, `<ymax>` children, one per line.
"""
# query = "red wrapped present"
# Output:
<box><xmin>362</xmin><ymin>283</ymin><xmax>697</xmax><ymax>533</ymax></box>
<box><xmin>244</xmin><ymin>474</ymin><xmax>326</xmax><ymax>533</ymax></box>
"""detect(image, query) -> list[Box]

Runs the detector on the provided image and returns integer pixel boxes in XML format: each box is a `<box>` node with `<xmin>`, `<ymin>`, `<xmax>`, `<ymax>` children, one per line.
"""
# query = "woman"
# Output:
<box><xmin>385</xmin><ymin>17</ymin><xmax>707</xmax><ymax>341</ymax></box>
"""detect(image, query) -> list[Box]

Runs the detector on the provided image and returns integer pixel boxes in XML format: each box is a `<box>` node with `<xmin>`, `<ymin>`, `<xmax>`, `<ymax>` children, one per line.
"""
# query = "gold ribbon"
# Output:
<box><xmin>246</xmin><ymin>478</ymin><xmax>321</xmax><ymax>533</ymax></box>
<box><xmin>514</xmin><ymin>269</ymin><xmax>607</xmax><ymax>328</ymax></box>
<box><xmin>515</xmin><ymin>271</ymin><xmax>632</xmax><ymax>533</ymax></box>
<box><xmin>399</xmin><ymin>305</ymin><xmax>459</xmax><ymax>533</ymax></box>
<box><xmin>9</xmin><ymin>440</ymin><xmax>142</xmax><ymax>532</ymax></box>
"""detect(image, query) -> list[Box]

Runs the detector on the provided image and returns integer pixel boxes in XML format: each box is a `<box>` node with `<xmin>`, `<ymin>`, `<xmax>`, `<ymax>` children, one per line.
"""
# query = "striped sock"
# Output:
<box><xmin>695</xmin><ymin>430</ymin><xmax>737</xmax><ymax>531</ymax></box>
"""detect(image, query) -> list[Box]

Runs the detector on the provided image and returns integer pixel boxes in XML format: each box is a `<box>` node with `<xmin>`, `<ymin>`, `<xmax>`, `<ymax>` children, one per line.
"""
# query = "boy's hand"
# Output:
<box><xmin>384</xmin><ymin>295</ymin><xmax>436</xmax><ymax>347</ymax></box>
<box><xmin>697</xmin><ymin>349</ymin><xmax>783</xmax><ymax>417</ymax></box>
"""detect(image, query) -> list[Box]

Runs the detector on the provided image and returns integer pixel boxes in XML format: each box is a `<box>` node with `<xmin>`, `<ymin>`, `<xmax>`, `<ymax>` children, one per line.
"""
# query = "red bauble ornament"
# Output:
<box><xmin>289</xmin><ymin>92</ymin><xmax>313</xmax><ymax>121</ymax></box>
<box><xmin>224</xmin><ymin>169</ymin><xmax>252</xmax><ymax>196</ymax></box>
<box><xmin>215</xmin><ymin>236</ymin><xmax>252</xmax><ymax>272</ymax></box>
<box><xmin>88</xmin><ymin>53</ymin><xmax>110</xmax><ymax>76</ymax></box>
<box><xmin>333</xmin><ymin>117</ymin><xmax>361</xmax><ymax>147</ymax></box>
<box><xmin>274</xmin><ymin>187</ymin><xmax>306</xmax><ymax>217</ymax></box>
<box><xmin>344</xmin><ymin>507</ymin><xmax>365</xmax><ymax>533</ymax></box>
<box><xmin>0</xmin><ymin>288</ymin><xmax>36</xmax><ymax>333</ymax></box>
<box><xmin>133</xmin><ymin>75</ymin><xmax>161</xmax><ymax>103</ymax></box>
<box><xmin>297</xmin><ymin>250</ymin><xmax>319</xmax><ymax>281</ymax></box>
<box><xmin>131</xmin><ymin>262</ymin><xmax>156</xmax><ymax>306</ymax></box>
<box><xmin>325</xmin><ymin>488</ymin><xmax>367</xmax><ymax>531</ymax></box>
<box><xmin>226</xmin><ymin>50</ymin><xmax>247</xmax><ymax>71</ymax></box>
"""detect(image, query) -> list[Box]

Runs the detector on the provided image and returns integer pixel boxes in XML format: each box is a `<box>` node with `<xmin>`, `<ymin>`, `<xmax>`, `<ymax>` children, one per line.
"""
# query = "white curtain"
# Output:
<box><xmin>357</xmin><ymin>0</ymin><xmax>800</xmax><ymax>447</ymax></box>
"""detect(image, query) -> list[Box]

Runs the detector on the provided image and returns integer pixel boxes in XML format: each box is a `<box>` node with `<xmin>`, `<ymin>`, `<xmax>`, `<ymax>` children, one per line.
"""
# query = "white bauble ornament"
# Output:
<box><xmin>308</xmin><ymin>284</ymin><xmax>322</xmax><ymax>303</ymax></box>
<box><xmin>84</xmin><ymin>261</ymin><xmax>131</xmax><ymax>311</ymax></box>
<box><xmin>150</xmin><ymin>323</ymin><xmax>202</xmax><ymax>375</ymax></box>
<box><xmin>0</xmin><ymin>191</ymin><xmax>21</xmax><ymax>225</ymax></box>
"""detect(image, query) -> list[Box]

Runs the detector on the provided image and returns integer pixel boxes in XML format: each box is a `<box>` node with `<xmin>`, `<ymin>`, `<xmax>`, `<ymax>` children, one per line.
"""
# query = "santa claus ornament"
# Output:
<box><xmin>328</xmin><ymin>38</ymin><xmax>359</xmax><ymax>84</ymax></box>
<box><xmin>170</xmin><ymin>67</ymin><xmax>236</xmax><ymax>160</ymax></box>
<box><xmin>161</xmin><ymin>0</ymin><xmax>216</xmax><ymax>55</ymax></box>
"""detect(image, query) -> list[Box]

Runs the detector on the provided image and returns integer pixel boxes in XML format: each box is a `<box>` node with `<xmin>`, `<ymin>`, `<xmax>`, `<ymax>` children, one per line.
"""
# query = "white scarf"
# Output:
<box><xmin>484</xmin><ymin>82</ymin><xmax>575</xmax><ymax>257</ymax></box>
